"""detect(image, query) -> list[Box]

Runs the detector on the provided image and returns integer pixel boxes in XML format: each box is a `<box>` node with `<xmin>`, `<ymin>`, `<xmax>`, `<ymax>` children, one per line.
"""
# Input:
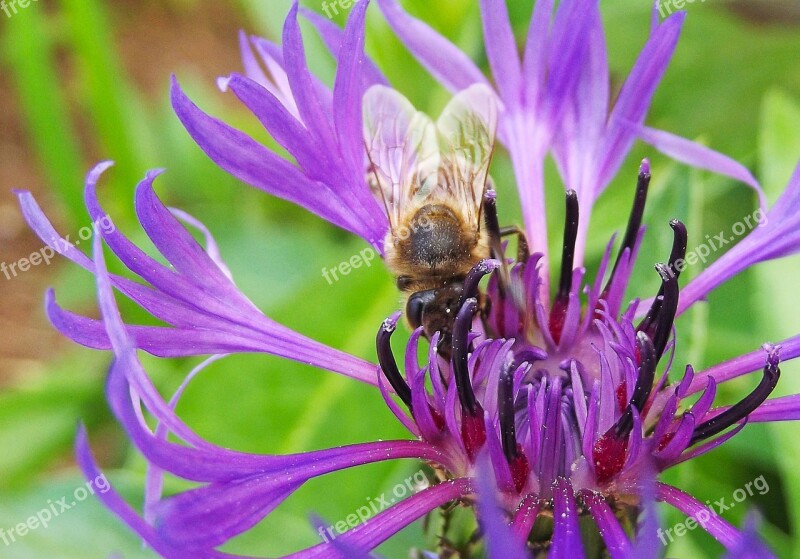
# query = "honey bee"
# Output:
<box><xmin>363</xmin><ymin>84</ymin><xmax>499</xmax><ymax>344</ymax></box>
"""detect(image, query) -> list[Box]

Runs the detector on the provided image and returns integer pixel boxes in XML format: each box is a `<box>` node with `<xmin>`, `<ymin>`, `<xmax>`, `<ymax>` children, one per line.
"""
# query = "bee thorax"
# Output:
<box><xmin>396</xmin><ymin>204</ymin><xmax>475</xmax><ymax>273</ymax></box>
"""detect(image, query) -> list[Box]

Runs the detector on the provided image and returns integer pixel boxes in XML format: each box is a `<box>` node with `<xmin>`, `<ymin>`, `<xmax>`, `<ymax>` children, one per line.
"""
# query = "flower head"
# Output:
<box><xmin>18</xmin><ymin>0</ymin><xmax>800</xmax><ymax>557</ymax></box>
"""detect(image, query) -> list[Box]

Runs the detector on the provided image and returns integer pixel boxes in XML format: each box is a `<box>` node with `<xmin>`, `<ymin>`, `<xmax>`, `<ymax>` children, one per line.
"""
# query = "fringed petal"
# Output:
<box><xmin>656</xmin><ymin>482</ymin><xmax>740</xmax><ymax>550</ymax></box>
<box><xmin>679</xmin><ymin>162</ymin><xmax>800</xmax><ymax>313</ymax></box>
<box><xmin>632</xmin><ymin>125</ymin><xmax>765</xmax><ymax>209</ymax></box>
<box><xmin>285</xmin><ymin>479</ymin><xmax>474</xmax><ymax>558</ymax></box>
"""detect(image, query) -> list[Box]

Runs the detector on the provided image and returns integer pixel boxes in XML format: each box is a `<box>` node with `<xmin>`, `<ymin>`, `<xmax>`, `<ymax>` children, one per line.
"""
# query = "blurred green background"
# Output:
<box><xmin>0</xmin><ymin>0</ymin><xmax>799</xmax><ymax>557</ymax></box>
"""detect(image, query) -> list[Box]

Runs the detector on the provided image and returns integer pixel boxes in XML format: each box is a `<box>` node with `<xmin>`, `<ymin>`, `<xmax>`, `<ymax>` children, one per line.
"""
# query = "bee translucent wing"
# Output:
<box><xmin>436</xmin><ymin>83</ymin><xmax>498</xmax><ymax>226</ymax></box>
<box><xmin>363</xmin><ymin>85</ymin><xmax>440</xmax><ymax>229</ymax></box>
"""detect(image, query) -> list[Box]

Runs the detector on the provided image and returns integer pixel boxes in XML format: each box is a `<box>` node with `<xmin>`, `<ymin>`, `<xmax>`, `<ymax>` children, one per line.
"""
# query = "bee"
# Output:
<box><xmin>363</xmin><ymin>84</ymin><xmax>499</xmax><ymax>345</ymax></box>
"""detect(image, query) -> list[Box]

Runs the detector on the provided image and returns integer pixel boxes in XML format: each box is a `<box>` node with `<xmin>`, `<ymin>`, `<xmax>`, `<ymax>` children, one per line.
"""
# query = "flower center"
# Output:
<box><xmin>374</xmin><ymin>160</ymin><xmax>781</xmax><ymax>510</ymax></box>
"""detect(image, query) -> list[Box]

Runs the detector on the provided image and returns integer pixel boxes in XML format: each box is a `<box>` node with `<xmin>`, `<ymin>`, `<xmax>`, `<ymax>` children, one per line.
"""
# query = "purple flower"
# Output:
<box><xmin>18</xmin><ymin>0</ymin><xmax>800</xmax><ymax>557</ymax></box>
<box><xmin>172</xmin><ymin>0</ymin><xmax>389</xmax><ymax>251</ymax></box>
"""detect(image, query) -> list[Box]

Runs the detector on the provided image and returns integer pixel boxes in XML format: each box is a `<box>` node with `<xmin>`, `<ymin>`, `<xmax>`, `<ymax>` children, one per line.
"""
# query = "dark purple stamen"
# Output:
<box><xmin>603</xmin><ymin>160</ymin><xmax>651</xmax><ymax>293</ymax></box>
<box><xmin>459</xmin><ymin>259</ymin><xmax>500</xmax><ymax>308</ymax></box>
<box><xmin>483</xmin><ymin>190</ymin><xmax>527</xmax><ymax>311</ymax></box>
<box><xmin>498</xmin><ymin>361</ymin><xmax>518</xmax><ymax>461</ymax></box>
<box><xmin>376</xmin><ymin>317</ymin><xmax>413</xmax><ymax>410</ymax></box>
<box><xmin>650</xmin><ymin>262</ymin><xmax>679</xmax><ymax>360</ymax></box>
<box><xmin>452</xmin><ymin>297</ymin><xmax>480</xmax><ymax>416</ymax></box>
<box><xmin>551</xmin><ymin>190</ymin><xmax>579</xmax><ymax>344</ymax></box>
<box><xmin>690</xmin><ymin>352</ymin><xmax>781</xmax><ymax>445</ymax></box>
<box><xmin>666</xmin><ymin>219</ymin><xmax>689</xmax><ymax>275</ymax></box>
<box><xmin>558</xmin><ymin>190</ymin><xmax>579</xmax><ymax>300</ymax></box>
<box><xmin>614</xmin><ymin>332</ymin><xmax>657</xmax><ymax>437</ymax></box>
<box><xmin>483</xmin><ymin>189</ymin><xmax>501</xmax><ymax>248</ymax></box>
<box><xmin>638</xmin><ymin>220</ymin><xmax>687</xmax><ymax>339</ymax></box>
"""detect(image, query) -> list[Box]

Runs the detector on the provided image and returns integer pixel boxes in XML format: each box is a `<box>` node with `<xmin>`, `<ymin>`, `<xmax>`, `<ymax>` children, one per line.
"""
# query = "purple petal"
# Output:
<box><xmin>656</xmin><ymin>482</ymin><xmax>739</xmax><ymax>549</ymax></box>
<box><xmin>510</xmin><ymin>494</ymin><xmax>541</xmax><ymax>542</ymax></box>
<box><xmin>22</xmin><ymin>167</ymin><xmax>380</xmax><ymax>384</ymax></box>
<box><xmin>169</xmin><ymin>209</ymin><xmax>233</xmax><ymax>279</ymax></box>
<box><xmin>286</xmin><ymin>478</ymin><xmax>473</xmax><ymax>558</ymax></box>
<box><xmin>654</xmin><ymin>412</ymin><xmax>695</xmax><ymax>463</ymax></box>
<box><xmin>299</xmin><ymin>7</ymin><xmax>388</xmax><ymax>88</ymax></box>
<box><xmin>223</xmin><ymin>73</ymin><xmax>324</xmax><ymax>174</ymax></box>
<box><xmin>679</xmin><ymin>162</ymin><xmax>800</xmax><ymax>314</ymax></box>
<box><xmin>633</xmin><ymin>125</ymin><xmax>766</xmax><ymax>209</ymax></box>
<box><xmin>46</xmin><ymin>295</ymin><xmax>269</xmax><ymax>357</ymax></box>
<box><xmin>378</xmin><ymin>372</ymin><xmax>420</xmax><ymax>436</ymax></box>
<box><xmin>108</xmin><ymin>358</ymin><xmax>444</xmax><ymax>483</ymax></box>
<box><xmin>146</xmin><ymin>355</ymin><xmax>226</xmax><ymax>523</ymax></box>
<box><xmin>550</xmin><ymin>477</ymin><xmax>586</xmax><ymax>559</ymax></box>
<box><xmin>598</xmin><ymin>12</ymin><xmax>686</xmax><ymax>191</ymax></box>
<box><xmin>376</xmin><ymin>0</ymin><xmax>488</xmax><ymax>93</ymax></box>
<box><xmin>542</xmin><ymin>0</ymin><xmax>601</xmax><ymax>134</ymax></box>
<box><xmin>630</xmin><ymin>480</ymin><xmax>660</xmax><ymax>559</ymax></box>
<box><xmin>485</xmin><ymin>416</ymin><xmax>514</xmax><ymax>493</ymax></box>
<box><xmin>15</xmin><ymin>162</ymin><xmax>112</xmax><ymax>270</ymax></box>
<box><xmin>552</xmin><ymin>4</ymin><xmax>608</xmax><ymax>200</ymax></box>
<box><xmin>332</xmin><ymin>0</ymin><xmax>372</xmax><ymax>172</ymax></box>
<box><xmin>744</xmin><ymin>394</ymin><xmax>800</xmax><ymax>422</ymax></box>
<box><xmin>689</xmin><ymin>336</ymin><xmax>800</xmax><ymax>395</ymax></box>
<box><xmin>722</xmin><ymin>513</ymin><xmax>777</xmax><ymax>559</ymax></box>
<box><xmin>583</xmin><ymin>491</ymin><xmax>632</xmax><ymax>559</ymax></box>
<box><xmin>522</xmin><ymin>0</ymin><xmax>553</xmax><ymax>105</ymax></box>
<box><xmin>101</xmin><ymin>349</ymin><xmax>446</xmax><ymax>549</ymax></box>
<box><xmin>74</xmin><ymin>427</ymin><xmax>212</xmax><ymax>559</ymax></box>
<box><xmin>234</xmin><ymin>31</ymin><xmax>299</xmax><ymax>119</ymax></box>
<box><xmin>235</xmin><ymin>30</ymin><xmax>270</xmax><ymax>91</ymax></box>
<box><xmin>281</xmin><ymin>1</ymin><xmax>337</xmax><ymax>147</ymax></box>
<box><xmin>475</xmin><ymin>456</ymin><xmax>529</xmax><ymax>558</ymax></box>
<box><xmin>671</xmin><ymin>421</ymin><xmax>746</xmax><ymax>466</ymax></box>
<box><xmin>157</xmin><ymin>477</ymin><xmax>301</xmax><ymax>549</ymax></box>
<box><xmin>478</xmin><ymin>0</ymin><xmax>522</xmax><ymax>106</ymax></box>
<box><xmin>134</xmin><ymin>174</ymin><xmax>254</xmax><ymax>305</ymax></box>
<box><xmin>170</xmin><ymin>78</ymin><xmax>381</xmax><ymax>244</ymax></box>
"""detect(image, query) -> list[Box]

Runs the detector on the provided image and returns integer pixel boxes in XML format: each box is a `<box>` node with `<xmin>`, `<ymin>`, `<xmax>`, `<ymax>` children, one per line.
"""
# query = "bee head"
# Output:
<box><xmin>406</xmin><ymin>282</ymin><xmax>465</xmax><ymax>343</ymax></box>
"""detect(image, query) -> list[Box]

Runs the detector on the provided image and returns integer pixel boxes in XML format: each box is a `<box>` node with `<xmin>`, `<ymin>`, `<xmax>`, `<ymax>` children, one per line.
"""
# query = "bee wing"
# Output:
<box><xmin>363</xmin><ymin>85</ymin><xmax>440</xmax><ymax>230</ymax></box>
<box><xmin>436</xmin><ymin>83</ymin><xmax>498</xmax><ymax>229</ymax></box>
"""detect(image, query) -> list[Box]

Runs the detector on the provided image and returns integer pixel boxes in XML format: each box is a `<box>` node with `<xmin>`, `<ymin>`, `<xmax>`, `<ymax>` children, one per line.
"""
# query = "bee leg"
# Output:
<box><xmin>482</xmin><ymin>189</ymin><xmax>527</xmax><ymax>313</ymax></box>
<box><xmin>499</xmin><ymin>225</ymin><xmax>530</xmax><ymax>263</ymax></box>
<box><xmin>483</xmin><ymin>189</ymin><xmax>529</xmax><ymax>264</ymax></box>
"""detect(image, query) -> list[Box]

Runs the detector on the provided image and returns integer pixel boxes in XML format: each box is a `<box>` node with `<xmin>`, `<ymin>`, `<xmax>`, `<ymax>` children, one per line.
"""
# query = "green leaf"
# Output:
<box><xmin>759</xmin><ymin>89</ymin><xmax>800</xmax><ymax>197</ymax></box>
<box><xmin>0</xmin><ymin>473</ymin><xmax>157</xmax><ymax>558</ymax></box>
<box><xmin>1</xmin><ymin>6</ymin><xmax>84</xmax><ymax>224</ymax></box>
<box><xmin>0</xmin><ymin>353</ymin><xmax>108</xmax><ymax>489</ymax></box>
<box><xmin>59</xmin><ymin>0</ymin><xmax>146</xmax><ymax>210</ymax></box>
<box><xmin>755</xmin><ymin>89</ymin><xmax>800</xmax><ymax>553</ymax></box>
